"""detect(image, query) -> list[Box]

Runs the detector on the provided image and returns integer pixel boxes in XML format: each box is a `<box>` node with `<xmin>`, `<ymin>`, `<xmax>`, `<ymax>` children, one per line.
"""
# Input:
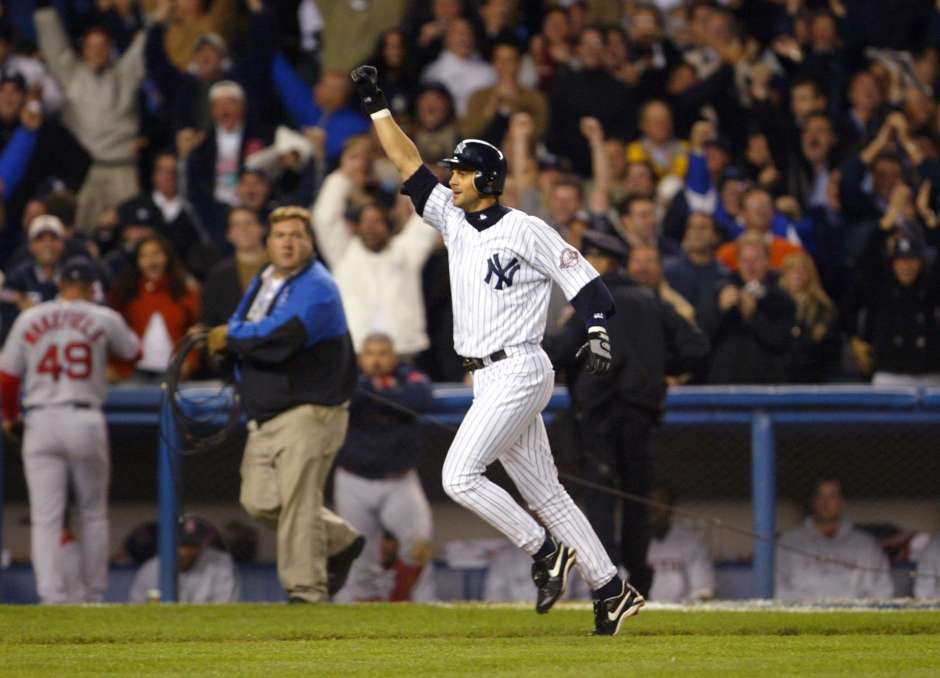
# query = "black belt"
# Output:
<box><xmin>461</xmin><ymin>349</ymin><xmax>507</xmax><ymax>373</ymax></box>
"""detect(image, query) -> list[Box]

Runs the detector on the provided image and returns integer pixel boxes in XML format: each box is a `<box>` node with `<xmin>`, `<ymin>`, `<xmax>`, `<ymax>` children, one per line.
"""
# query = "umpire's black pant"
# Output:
<box><xmin>582</xmin><ymin>405</ymin><xmax>656</xmax><ymax>598</ymax></box>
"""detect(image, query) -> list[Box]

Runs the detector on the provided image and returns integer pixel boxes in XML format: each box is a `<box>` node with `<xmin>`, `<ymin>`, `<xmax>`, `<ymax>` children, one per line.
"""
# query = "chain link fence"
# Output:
<box><xmin>3</xmin><ymin>388</ymin><xmax>939</xmax><ymax>600</ymax></box>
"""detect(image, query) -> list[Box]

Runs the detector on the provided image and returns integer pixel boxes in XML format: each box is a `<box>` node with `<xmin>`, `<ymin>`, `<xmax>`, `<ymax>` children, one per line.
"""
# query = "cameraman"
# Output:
<box><xmin>704</xmin><ymin>232</ymin><xmax>795</xmax><ymax>384</ymax></box>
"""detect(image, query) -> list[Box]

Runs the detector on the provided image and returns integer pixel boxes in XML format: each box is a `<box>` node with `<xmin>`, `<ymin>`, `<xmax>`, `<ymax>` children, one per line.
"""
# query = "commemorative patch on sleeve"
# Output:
<box><xmin>559</xmin><ymin>248</ymin><xmax>579</xmax><ymax>269</ymax></box>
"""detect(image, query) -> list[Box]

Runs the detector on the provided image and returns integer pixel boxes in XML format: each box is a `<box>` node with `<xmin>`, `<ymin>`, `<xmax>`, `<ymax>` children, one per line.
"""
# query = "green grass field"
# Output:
<box><xmin>2</xmin><ymin>603</ymin><xmax>939</xmax><ymax>677</ymax></box>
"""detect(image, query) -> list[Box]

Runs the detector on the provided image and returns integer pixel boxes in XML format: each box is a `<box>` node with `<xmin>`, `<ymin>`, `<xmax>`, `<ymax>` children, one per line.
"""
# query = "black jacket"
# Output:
<box><xmin>546</xmin><ymin>67</ymin><xmax>636</xmax><ymax>176</ymax></box>
<box><xmin>547</xmin><ymin>273</ymin><xmax>710</xmax><ymax>423</ymax></box>
<box><xmin>862</xmin><ymin>275</ymin><xmax>940</xmax><ymax>375</ymax></box>
<box><xmin>783</xmin><ymin>302</ymin><xmax>840</xmax><ymax>384</ymax></box>
<box><xmin>848</xmin><ymin>229</ymin><xmax>940</xmax><ymax>375</ymax></box>
<box><xmin>200</xmin><ymin>257</ymin><xmax>251</xmax><ymax>328</ymax></box>
<box><xmin>704</xmin><ymin>273</ymin><xmax>796</xmax><ymax>384</ymax></box>
<box><xmin>117</xmin><ymin>193</ymin><xmax>216</xmax><ymax>279</ymax></box>
<box><xmin>184</xmin><ymin>122</ymin><xmax>272</xmax><ymax>245</ymax></box>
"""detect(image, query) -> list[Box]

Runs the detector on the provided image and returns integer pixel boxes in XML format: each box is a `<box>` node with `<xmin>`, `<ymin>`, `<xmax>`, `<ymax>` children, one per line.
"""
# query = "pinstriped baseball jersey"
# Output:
<box><xmin>399</xmin><ymin>163</ymin><xmax>619</xmax><ymax>593</ymax></box>
<box><xmin>421</xmin><ymin>182</ymin><xmax>601</xmax><ymax>357</ymax></box>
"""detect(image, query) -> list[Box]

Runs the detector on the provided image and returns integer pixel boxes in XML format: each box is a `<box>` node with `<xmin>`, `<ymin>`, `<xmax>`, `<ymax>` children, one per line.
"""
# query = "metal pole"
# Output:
<box><xmin>158</xmin><ymin>394</ymin><xmax>179</xmax><ymax>602</ymax></box>
<box><xmin>751</xmin><ymin>411</ymin><xmax>776</xmax><ymax>599</ymax></box>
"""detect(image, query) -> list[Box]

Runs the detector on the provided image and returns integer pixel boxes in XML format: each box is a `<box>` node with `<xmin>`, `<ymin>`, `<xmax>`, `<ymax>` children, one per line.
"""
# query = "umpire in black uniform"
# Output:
<box><xmin>547</xmin><ymin>231</ymin><xmax>710</xmax><ymax>597</ymax></box>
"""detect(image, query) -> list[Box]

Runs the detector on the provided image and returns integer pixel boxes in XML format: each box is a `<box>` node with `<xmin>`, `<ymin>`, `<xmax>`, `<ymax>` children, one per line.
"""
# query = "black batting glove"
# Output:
<box><xmin>576</xmin><ymin>328</ymin><xmax>612</xmax><ymax>374</ymax></box>
<box><xmin>350</xmin><ymin>65</ymin><xmax>389</xmax><ymax>116</ymax></box>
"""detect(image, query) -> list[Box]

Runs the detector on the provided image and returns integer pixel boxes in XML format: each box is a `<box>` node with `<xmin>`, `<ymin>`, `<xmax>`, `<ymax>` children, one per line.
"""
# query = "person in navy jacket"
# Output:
<box><xmin>333</xmin><ymin>333</ymin><xmax>434</xmax><ymax>602</ymax></box>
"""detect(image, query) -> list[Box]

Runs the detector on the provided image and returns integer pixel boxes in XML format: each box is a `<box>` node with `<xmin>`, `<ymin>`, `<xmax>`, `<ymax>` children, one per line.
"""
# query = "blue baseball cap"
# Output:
<box><xmin>60</xmin><ymin>257</ymin><xmax>97</xmax><ymax>284</ymax></box>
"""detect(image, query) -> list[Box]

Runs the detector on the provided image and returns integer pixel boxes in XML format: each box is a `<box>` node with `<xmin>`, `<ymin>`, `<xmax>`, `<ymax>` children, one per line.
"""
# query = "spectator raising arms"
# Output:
<box><xmin>33</xmin><ymin>2</ymin><xmax>148</xmax><ymax>233</ymax></box>
<box><xmin>108</xmin><ymin>234</ymin><xmax>200</xmax><ymax>382</ymax></box>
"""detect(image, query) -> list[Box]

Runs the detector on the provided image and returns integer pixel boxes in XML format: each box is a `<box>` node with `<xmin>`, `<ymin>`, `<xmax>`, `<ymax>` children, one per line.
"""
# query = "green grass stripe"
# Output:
<box><xmin>2</xmin><ymin>604</ymin><xmax>940</xmax><ymax>645</ymax></box>
<box><xmin>3</xmin><ymin>636</ymin><xmax>940</xmax><ymax>677</ymax></box>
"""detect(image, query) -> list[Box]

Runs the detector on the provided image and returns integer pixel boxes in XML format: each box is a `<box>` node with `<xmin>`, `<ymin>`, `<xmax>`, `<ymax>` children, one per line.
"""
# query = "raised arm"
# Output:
<box><xmin>351</xmin><ymin>66</ymin><xmax>422</xmax><ymax>180</ymax></box>
<box><xmin>34</xmin><ymin>6</ymin><xmax>79</xmax><ymax>85</ymax></box>
<box><xmin>580</xmin><ymin>116</ymin><xmax>610</xmax><ymax>214</ymax></box>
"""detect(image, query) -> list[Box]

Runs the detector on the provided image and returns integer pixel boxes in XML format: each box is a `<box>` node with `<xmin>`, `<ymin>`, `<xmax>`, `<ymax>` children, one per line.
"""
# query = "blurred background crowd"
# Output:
<box><xmin>1</xmin><ymin>0</ymin><xmax>938</xmax><ymax>386</ymax></box>
<box><xmin>2</xmin><ymin>0</ymin><xmax>940</xmax><ymax>605</ymax></box>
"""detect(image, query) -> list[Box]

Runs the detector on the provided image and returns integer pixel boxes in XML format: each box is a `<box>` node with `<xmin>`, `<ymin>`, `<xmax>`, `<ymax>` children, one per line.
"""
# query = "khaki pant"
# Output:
<box><xmin>240</xmin><ymin>403</ymin><xmax>359</xmax><ymax>602</ymax></box>
<box><xmin>76</xmin><ymin>163</ymin><xmax>139</xmax><ymax>234</ymax></box>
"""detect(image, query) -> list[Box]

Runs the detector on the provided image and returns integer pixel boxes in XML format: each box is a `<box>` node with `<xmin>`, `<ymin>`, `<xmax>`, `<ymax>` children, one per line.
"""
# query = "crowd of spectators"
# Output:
<box><xmin>4</xmin><ymin>0</ymin><xmax>940</xmax><ymax>604</ymax></box>
<box><xmin>2</xmin><ymin>0</ymin><xmax>940</xmax><ymax>386</ymax></box>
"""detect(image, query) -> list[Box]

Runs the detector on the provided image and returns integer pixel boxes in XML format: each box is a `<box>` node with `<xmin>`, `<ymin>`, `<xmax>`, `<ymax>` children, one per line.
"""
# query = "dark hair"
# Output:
<box><xmin>650</xmin><ymin>485</ymin><xmax>677</xmax><ymax>506</ymax></box>
<box><xmin>811</xmin><ymin>475</ymin><xmax>843</xmax><ymax>499</ymax></box>
<box><xmin>490</xmin><ymin>39</ymin><xmax>521</xmax><ymax>56</ymax></box>
<box><xmin>803</xmin><ymin>110</ymin><xmax>833</xmax><ymax>128</ymax></box>
<box><xmin>686</xmin><ymin>210</ymin><xmax>715</xmax><ymax>226</ymax></box>
<box><xmin>741</xmin><ymin>185</ymin><xmax>772</xmax><ymax>206</ymax></box>
<box><xmin>43</xmin><ymin>190</ymin><xmax>77</xmax><ymax>228</ymax></box>
<box><xmin>552</xmin><ymin>177</ymin><xmax>584</xmax><ymax>200</ymax></box>
<box><xmin>619</xmin><ymin>193</ymin><xmax>654</xmax><ymax>216</ymax></box>
<box><xmin>604</xmin><ymin>25</ymin><xmax>629</xmax><ymax>44</ymax></box>
<box><xmin>368</xmin><ymin>28</ymin><xmax>417</xmax><ymax>79</ymax></box>
<box><xmin>81</xmin><ymin>25</ymin><xmax>112</xmax><ymax>43</ymax></box>
<box><xmin>873</xmin><ymin>150</ymin><xmax>903</xmax><ymax>168</ymax></box>
<box><xmin>791</xmin><ymin>75</ymin><xmax>825</xmax><ymax>99</ymax></box>
<box><xmin>412</xmin><ymin>82</ymin><xmax>456</xmax><ymax>124</ymax></box>
<box><xmin>542</xmin><ymin>6</ymin><xmax>568</xmax><ymax>24</ymax></box>
<box><xmin>227</xmin><ymin>206</ymin><xmax>262</xmax><ymax>236</ymax></box>
<box><xmin>351</xmin><ymin>202</ymin><xmax>390</xmax><ymax>226</ymax></box>
<box><xmin>110</xmin><ymin>234</ymin><xmax>189</xmax><ymax>309</ymax></box>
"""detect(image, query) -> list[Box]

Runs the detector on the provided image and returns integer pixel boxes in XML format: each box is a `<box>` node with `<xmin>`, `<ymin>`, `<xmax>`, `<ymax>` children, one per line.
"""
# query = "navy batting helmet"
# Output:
<box><xmin>439</xmin><ymin>139</ymin><xmax>507</xmax><ymax>196</ymax></box>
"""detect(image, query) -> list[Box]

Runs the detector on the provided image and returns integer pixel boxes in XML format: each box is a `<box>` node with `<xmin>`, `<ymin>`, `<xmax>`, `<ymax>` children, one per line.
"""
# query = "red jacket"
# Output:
<box><xmin>110</xmin><ymin>276</ymin><xmax>200</xmax><ymax>378</ymax></box>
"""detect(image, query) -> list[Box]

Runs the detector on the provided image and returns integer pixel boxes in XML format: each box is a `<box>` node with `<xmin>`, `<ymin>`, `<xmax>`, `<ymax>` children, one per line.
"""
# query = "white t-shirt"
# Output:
<box><xmin>245</xmin><ymin>266</ymin><xmax>287</xmax><ymax>322</ymax></box>
<box><xmin>647</xmin><ymin>524</ymin><xmax>715</xmax><ymax>603</ymax></box>
<box><xmin>214</xmin><ymin>126</ymin><xmax>243</xmax><ymax>205</ymax></box>
<box><xmin>129</xmin><ymin>547</ymin><xmax>239</xmax><ymax>603</ymax></box>
<box><xmin>914</xmin><ymin>535</ymin><xmax>940</xmax><ymax>599</ymax></box>
<box><xmin>775</xmin><ymin>519</ymin><xmax>895</xmax><ymax>601</ymax></box>
<box><xmin>137</xmin><ymin>311</ymin><xmax>173</xmax><ymax>371</ymax></box>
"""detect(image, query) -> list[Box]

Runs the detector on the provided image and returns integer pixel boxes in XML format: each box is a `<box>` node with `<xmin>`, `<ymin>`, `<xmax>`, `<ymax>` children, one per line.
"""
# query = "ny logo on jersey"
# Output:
<box><xmin>484</xmin><ymin>254</ymin><xmax>521</xmax><ymax>290</ymax></box>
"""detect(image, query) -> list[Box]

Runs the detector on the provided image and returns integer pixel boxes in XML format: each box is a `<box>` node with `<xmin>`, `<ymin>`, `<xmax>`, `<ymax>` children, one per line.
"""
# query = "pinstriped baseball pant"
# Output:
<box><xmin>441</xmin><ymin>344</ymin><xmax>617</xmax><ymax>590</ymax></box>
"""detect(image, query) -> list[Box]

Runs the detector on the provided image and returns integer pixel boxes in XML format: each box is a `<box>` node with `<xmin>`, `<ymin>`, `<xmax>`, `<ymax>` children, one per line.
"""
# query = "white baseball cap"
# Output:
<box><xmin>28</xmin><ymin>214</ymin><xmax>65</xmax><ymax>241</ymax></box>
<box><xmin>209</xmin><ymin>80</ymin><xmax>245</xmax><ymax>103</ymax></box>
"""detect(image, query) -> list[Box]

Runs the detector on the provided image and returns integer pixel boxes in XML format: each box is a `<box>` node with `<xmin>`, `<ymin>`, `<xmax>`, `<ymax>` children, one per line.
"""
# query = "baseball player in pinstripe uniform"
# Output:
<box><xmin>352</xmin><ymin>65</ymin><xmax>644</xmax><ymax>635</ymax></box>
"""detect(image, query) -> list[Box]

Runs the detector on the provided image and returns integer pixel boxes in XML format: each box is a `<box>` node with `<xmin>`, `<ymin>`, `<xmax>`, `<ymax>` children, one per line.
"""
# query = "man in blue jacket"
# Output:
<box><xmin>207</xmin><ymin>205</ymin><xmax>363</xmax><ymax>603</ymax></box>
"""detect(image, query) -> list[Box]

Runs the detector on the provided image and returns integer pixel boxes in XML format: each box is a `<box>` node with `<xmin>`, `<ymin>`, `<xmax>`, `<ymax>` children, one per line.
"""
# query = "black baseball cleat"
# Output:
<box><xmin>592</xmin><ymin>582</ymin><xmax>645</xmax><ymax>636</ymax></box>
<box><xmin>531</xmin><ymin>542</ymin><xmax>577</xmax><ymax>614</ymax></box>
<box><xmin>327</xmin><ymin>535</ymin><xmax>366</xmax><ymax>597</ymax></box>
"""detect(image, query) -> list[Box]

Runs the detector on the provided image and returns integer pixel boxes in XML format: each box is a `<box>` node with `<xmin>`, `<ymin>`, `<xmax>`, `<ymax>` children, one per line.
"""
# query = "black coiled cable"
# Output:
<box><xmin>162</xmin><ymin>329</ymin><xmax>242</xmax><ymax>456</ymax></box>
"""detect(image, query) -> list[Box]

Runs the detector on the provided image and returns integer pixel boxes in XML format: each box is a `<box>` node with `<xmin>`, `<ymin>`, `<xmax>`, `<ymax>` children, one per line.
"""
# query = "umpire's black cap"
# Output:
<box><xmin>439</xmin><ymin>139</ymin><xmax>507</xmax><ymax>196</ymax></box>
<box><xmin>581</xmin><ymin>230</ymin><xmax>628</xmax><ymax>265</ymax></box>
<box><xmin>60</xmin><ymin>257</ymin><xmax>97</xmax><ymax>284</ymax></box>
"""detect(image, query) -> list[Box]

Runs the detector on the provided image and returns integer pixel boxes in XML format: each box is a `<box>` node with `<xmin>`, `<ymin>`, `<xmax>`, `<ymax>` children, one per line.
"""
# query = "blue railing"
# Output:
<box><xmin>3</xmin><ymin>384</ymin><xmax>940</xmax><ymax>602</ymax></box>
